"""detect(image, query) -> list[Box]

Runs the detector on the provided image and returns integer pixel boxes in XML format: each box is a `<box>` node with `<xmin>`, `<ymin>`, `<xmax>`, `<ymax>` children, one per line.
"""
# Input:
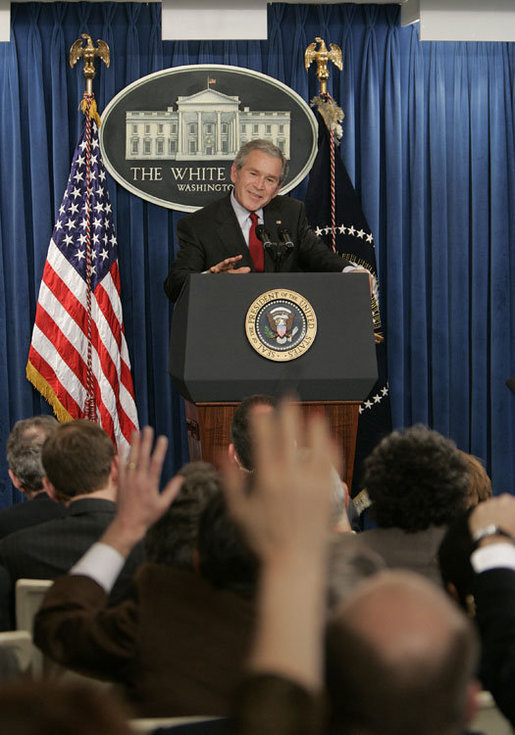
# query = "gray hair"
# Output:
<box><xmin>233</xmin><ymin>139</ymin><xmax>289</xmax><ymax>184</ymax></box>
<box><xmin>6</xmin><ymin>416</ymin><xmax>58</xmax><ymax>492</ymax></box>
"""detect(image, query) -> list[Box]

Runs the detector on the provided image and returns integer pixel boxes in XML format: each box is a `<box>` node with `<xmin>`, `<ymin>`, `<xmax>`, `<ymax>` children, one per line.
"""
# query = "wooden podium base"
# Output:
<box><xmin>184</xmin><ymin>400</ymin><xmax>360</xmax><ymax>488</ymax></box>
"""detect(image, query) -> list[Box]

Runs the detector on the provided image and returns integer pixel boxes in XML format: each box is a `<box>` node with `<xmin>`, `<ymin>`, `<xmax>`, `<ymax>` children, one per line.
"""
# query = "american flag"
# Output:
<box><xmin>26</xmin><ymin>99</ymin><xmax>139</xmax><ymax>451</ymax></box>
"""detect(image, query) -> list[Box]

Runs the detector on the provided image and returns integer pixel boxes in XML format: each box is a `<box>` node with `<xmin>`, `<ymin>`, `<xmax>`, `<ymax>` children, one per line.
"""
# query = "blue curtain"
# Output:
<box><xmin>0</xmin><ymin>3</ymin><xmax>514</xmax><ymax>507</ymax></box>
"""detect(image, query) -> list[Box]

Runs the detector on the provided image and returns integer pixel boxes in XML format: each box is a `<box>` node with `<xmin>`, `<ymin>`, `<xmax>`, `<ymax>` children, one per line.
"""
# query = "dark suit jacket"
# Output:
<box><xmin>474</xmin><ymin>568</ymin><xmax>515</xmax><ymax>727</ymax></box>
<box><xmin>34</xmin><ymin>565</ymin><xmax>255</xmax><ymax>717</ymax></box>
<box><xmin>0</xmin><ymin>492</ymin><xmax>65</xmax><ymax>541</ymax></box>
<box><xmin>164</xmin><ymin>194</ymin><xmax>349</xmax><ymax>302</ymax></box>
<box><xmin>334</xmin><ymin>525</ymin><xmax>447</xmax><ymax>587</ymax></box>
<box><xmin>0</xmin><ymin>497</ymin><xmax>144</xmax><ymax>628</ymax></box>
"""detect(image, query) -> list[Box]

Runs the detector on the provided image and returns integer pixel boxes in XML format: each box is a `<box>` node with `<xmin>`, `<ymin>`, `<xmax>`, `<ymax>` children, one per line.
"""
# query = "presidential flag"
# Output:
<box><xmin>305</xmin><ymin>98</ymin><xmax>391</xmax><ymax>507</ymax></box>
<box><xmin>26</xmin><ymin>96</ymin><xmax>138</xmax><ymax>451</ymax></box>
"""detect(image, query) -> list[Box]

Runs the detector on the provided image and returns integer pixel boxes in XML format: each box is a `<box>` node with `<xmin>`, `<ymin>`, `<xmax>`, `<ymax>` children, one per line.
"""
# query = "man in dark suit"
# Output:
<box><xmin>34</xmin><ymin>431</ymin><xmax>257</xmax><ymax>717</ymax></box>
<box><xmin>164</xmin><ymin>139</ymin><xmax>370</xmax><ymax>302</ymax></box>
<box><xmin>0</xmin><ymin>420</ymin><xmax>143</xmax><ymax>629</ymax></box>
<box><xmin>0</xmin><ymin>416</ymin><xmax>64</xmax><ymax>540</ymax></box>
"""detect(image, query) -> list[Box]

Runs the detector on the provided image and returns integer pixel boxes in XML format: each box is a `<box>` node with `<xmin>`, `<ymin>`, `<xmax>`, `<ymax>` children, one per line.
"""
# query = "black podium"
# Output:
<box><xmin>169</xmin><ymin>273</ymin><xmax>377</xmax><ymax>486</ymax></box>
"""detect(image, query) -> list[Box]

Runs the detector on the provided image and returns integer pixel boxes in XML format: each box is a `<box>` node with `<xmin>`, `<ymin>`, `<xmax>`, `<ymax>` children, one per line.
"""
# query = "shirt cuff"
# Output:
<box><xmin>70</xmin><ymin>542</ymin><xmax>126</xmax><ymax>593</ymax></box>
<box><xmin>471</xmin><ymin>542</ymin><xmax>515</xmax><ymax>573</ymax></box>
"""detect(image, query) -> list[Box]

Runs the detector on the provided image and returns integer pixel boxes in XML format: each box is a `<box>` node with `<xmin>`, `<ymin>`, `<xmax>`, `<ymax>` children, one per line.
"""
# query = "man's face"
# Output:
<box><xmin>230</xmin><ymin>149</ymin><xmax>283</xmax><ymax>212</ymax></box>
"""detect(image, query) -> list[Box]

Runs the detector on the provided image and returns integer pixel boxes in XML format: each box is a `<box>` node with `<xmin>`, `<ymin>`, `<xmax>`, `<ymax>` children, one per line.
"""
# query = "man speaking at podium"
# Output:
<box><xmin>164</xmin><ymin>139</ymin><xmax>368</xmax><ymax>302</ymax></box>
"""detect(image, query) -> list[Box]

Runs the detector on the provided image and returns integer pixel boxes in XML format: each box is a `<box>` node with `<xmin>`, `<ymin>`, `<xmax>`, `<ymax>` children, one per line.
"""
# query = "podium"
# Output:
<box><xmin>169</xmin><ymin>273</ymin><xmax>377</xmax><ymax>486</ymax></box>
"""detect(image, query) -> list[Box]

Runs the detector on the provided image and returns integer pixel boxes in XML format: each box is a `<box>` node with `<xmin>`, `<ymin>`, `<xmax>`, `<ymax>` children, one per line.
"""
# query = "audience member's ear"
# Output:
<box><xmin>110</xmin><ymin>455</ymin><xmax>119</xmax><ymax>485</ymax></box>
<box><xmin>43</xmin><ymin>476</ymin><xmax>59</xmax><ymax>503</ymax></box>
<box><xmin>228</xmin><ymin>443</ymin><xmax>241</xmax><ymax>468</ymax></box>
<box><xmin>7</xmin><ymin>469</ymin><xmax>22</xmax><ymax>492</ymax></box>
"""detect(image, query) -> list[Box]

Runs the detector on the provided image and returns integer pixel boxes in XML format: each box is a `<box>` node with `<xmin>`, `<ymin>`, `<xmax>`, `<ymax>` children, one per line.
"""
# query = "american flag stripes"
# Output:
<box><xmin>26</xmin><ymin>98</ymin><xmax>139</xmax><ymax>451</ymax></box>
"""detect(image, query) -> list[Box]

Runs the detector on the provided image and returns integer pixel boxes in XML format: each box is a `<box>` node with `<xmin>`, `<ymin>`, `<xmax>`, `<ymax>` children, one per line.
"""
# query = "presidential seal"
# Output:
<box><xmin>245</xmin><ymin>289</ymin><xmax>317</xmax><ymax>362</ymax></box>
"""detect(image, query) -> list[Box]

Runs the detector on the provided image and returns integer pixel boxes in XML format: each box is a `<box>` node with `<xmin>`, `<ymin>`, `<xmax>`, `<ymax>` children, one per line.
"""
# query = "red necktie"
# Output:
<box><xmin>249</xmin><ymin>212</ymin><xmax>264</xmax><ymax>272</ymax></box>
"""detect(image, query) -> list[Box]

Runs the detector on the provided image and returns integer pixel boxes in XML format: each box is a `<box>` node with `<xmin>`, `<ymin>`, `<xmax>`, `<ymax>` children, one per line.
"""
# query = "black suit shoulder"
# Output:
<box><xmin>0</xmin><ymin>493</ymin><xmax>65</xmax><ymax>541</ymax></box>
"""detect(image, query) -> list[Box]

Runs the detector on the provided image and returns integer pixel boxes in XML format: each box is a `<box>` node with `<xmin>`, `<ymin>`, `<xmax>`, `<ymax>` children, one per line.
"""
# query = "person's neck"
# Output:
<box><xmin>67</xmin><ymin>486</ymin><xmax>116</xmax><ymax>505</ymax></box>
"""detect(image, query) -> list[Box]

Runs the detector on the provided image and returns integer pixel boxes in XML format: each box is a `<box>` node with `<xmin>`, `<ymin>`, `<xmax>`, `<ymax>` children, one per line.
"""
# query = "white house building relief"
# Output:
<box><xmin>125</xmin><ymin>82</ymin><xmax>291</xmax><ymax>161</ymax></box>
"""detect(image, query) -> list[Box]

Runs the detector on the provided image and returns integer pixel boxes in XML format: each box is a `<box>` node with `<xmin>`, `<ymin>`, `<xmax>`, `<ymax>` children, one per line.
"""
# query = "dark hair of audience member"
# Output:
<box><xmin>460</xmin><ymin>451</ymin><xmax>492</xmax><ymax>508</ymax></box>
<box><xmin>6</xmin><ymin>416</ymin><xmax>58</xmax><ymax>493</ymax></box>
<box><xmin>438</xmin><ymin>508</ymin><xmax>476</xmax><ymax>615</ymax></box>
<box><xmin>0</xmin><ymin>679</ymin><xmax>134</xmax><ymax>735</ymax></box>
<box><xmin>363</xmin><ymin>425</ymin><xmax>469</xmax><ymax>532</ymax></box>
<box><xmin>41</xmin><ymin>420</ymin><xmax>114</xmax><ymax>502</ymax></box>
<box><xmin>145</xmin><ymin>461</ymin><xmax>221</xmax><ymax>570</ymax></box>
<box><xmin>197</xmin><ymin>491</ymin><xmax>258</xmax><ymax>595</ymax></box>
<box><xmin>230</xmin><ymin>394</ymin><xmax>277</xmax><ymax>471</ymax></box>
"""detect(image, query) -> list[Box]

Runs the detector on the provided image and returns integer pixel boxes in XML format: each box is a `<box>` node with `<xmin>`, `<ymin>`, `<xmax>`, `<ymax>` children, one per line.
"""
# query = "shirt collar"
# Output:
<box><xmin>230</xmin><ymin>189</ymin><xmax>264</xmax><ymax>227</ymax></box>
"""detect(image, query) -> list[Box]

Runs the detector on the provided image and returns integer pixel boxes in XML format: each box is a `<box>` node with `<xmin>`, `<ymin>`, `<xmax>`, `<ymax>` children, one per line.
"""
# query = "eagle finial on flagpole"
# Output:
<box><xmin>304</xmin><ymin>36</ymin><xmax>342</xmax><ymax>96</ymax></box>
<box><xmin>70</xmin><ymin>33</ymin><xmax>110</xmax><ymax>97</ymax></box>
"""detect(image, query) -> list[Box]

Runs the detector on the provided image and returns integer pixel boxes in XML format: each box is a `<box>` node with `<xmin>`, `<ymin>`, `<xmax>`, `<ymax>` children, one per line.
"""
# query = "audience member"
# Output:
<box><xmin>144</xmin><ymin>460</ymin><xmax>220</xmax><ymax>571</ymax></box>
<box><xmin>440</xmin><ymin>495</ymin><xmax>515</xmax><ymax>727</ymax></box>
<box><xmin>230</xmin><ymin>395</ymin><xmax>352</xmax><ymax>532</ymax></box>
<box><xmin>460</xmin><ymin>451</ymin><xmax>492</xmax><ymax>508</ymax></box>
<box><xmin>221</xmin><ymin>403</ymin><xmax>480</xmax><ymax>735</ymax></box>
<box><xmin>229</xmin><ymin>394</ymin><xmax>277</xmax><ymax>472</ymax></box>
<box><xmin>325</xmin><ymin>571</ymin><xmax>479</xmax><ymax>735</ymax></box>
<box><xmin>0</xmin><ymin>679</ymin><xmax>134</xmax><ymax>735</ymax></box>
<box><xmin>335</xmin><ymin>424</ymin><xmax>470</xmax><ymax>584</ymax></box>
<box><xmin>34</xmin><ymin>433</ymin><xmax>257</xmax><ymax>717</ymax></box>
<box><xmin>0</xmin><ymin>420</ymin><xmax>144</xmax><ymax>627</ymax></box>
<box><xmin>0</xmin><ymin>416</ymin><xmax>63</xmax><ymax>540</ymax></box>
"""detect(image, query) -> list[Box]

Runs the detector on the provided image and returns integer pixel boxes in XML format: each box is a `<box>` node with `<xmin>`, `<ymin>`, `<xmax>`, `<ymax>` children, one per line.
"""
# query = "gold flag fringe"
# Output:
<box><xmin>80</xmin><ymin>96</ymin><xmax>102</xmax><ymax>128</ymax></box>
<box><xmin>26</xmin><ymin>360</ymin><xmax>74</xmax><ymax>424</ymax></box>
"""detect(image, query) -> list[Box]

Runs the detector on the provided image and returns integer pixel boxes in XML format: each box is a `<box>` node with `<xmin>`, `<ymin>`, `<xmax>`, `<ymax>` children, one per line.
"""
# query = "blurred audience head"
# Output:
<box><xmin>7</xmin><ymin>416</ymin><xmax>58</xmax><ymax>498</ymax></box>
<box><xmin>325</xmin><ymin>570</ymin><xmax>479</xmax><ymax>735</ymax></box>
<box><xmin>363</xmin><ymin>424</ymin><xmax>469</xmax><ymax>532</ymax></box>
<box><xmin>145</xmin><ymin>461</ymin><xmax>221</xmax><ymax>570</ymax></box>
<box><xmin>197</xmin><ymin>491</ymin><xmax>258</xmax><ymax>595</ymax></box>
<box><xmin>229</xmin><ymin>395</ymin><xmax>277</xmax><ymax>471</ymax></box>
<box><xmin>41</xmin><ymin>420</ymin><xmax>115</xmax><ymax>503</ymax></box>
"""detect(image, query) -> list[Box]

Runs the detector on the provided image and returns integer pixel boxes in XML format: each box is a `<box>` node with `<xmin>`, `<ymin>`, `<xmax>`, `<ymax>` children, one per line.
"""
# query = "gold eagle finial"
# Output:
<box><xmin>70</xmin><ymin>34</ymin><xmax>110</xmax><ymax>96</ymax></box>
<box><xmin>305</xmin><ymin>37</ymin><xmax>342</xmax><ymax>95</ymax></box>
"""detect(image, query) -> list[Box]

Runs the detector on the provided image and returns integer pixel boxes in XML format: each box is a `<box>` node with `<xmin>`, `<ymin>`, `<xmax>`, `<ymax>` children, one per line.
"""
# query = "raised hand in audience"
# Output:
<box><xmin>102</xmin><ymin>427</ymin><xmax>183</xmax><ymax>558</ymax></box>
<box><xmin>223</xmin><ymin>401</ymin><xmax>339</xmax><ymax>691</ymax></box>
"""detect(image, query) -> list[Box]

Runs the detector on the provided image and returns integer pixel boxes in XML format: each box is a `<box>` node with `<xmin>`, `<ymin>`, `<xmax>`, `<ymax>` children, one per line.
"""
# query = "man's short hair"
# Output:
<box><xmin>41</xmin><ymin>420</ymin><xmax>114</xmax><ymax>501</ymax></box>
<box><xmin>145</xmin><ymin>461</ymin><xmax>221</xmax><ymax>570</ymax></box>
<box><xmin>363</xmin><ymin>424</ymin><xmax>469</xmax><ymax>531</ymax></box>
<box><xmin>233</xmin><ymin>139</ymin><xmax>289</xmax><ymax>184</ymax></box>
<box><xmin>6</xmin><ymin>416</ymin><xmax>58</xmax><ymax>492</ymax></box>
<box><xmin>231</xmin><ymin>394</ymin><xmax>277</xmax><ymax>471</ymax></box>
<box><xmin>325</xmin><ymin>571</ymin><xmax>479</xmax><ymax>735</ymax></box>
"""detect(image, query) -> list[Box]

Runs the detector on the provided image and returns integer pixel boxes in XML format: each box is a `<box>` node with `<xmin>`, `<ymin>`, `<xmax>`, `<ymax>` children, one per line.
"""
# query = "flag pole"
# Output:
<box><xmin>69</xmin><ymin>34</ymin><xmax>110</xmax><ymax>421</ymax></box>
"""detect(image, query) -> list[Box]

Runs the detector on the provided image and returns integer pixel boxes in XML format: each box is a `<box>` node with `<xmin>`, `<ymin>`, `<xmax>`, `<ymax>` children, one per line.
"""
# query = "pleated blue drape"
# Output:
<box><xmin>0</xmin><ymin>3</ymin><xmax>513</xmax><ymax>508</ymax></box>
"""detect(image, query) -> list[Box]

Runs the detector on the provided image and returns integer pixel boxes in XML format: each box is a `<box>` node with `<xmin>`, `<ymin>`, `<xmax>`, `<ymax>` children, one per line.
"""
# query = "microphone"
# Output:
<box><xmin>276</xmin><ymin>221</ymin><xmax>294</xmax><ymax>249</ymax></box>
<box><xmin>255</xmin><ymin>225</ymin><xmax>274</xmax><ymax>250</ymax></box>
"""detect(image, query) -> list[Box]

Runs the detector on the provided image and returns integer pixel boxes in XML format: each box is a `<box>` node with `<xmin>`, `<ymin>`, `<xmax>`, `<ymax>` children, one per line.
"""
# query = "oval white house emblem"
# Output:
<box><xmin>99</xmin><ymin>64</ymin><xmax>317</xmax><ymax>212</ymax></box>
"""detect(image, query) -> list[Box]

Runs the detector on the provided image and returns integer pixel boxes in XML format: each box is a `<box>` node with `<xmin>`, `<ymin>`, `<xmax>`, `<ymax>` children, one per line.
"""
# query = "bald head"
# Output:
<box><xmin>325</xmin><ymin>571</ymin><xmax>479</xmax><ymax>735</ymax></box>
